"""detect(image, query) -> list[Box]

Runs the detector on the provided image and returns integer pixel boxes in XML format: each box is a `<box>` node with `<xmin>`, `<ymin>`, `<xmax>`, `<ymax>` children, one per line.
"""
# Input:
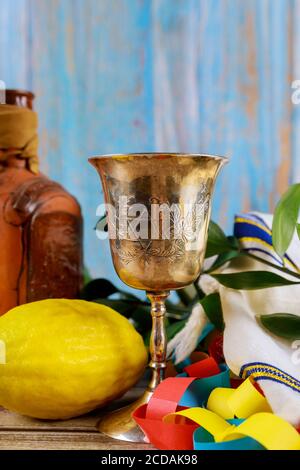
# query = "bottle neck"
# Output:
<box><xmin>0</xmin><ymin>89</ymin><xmax>36</xmax><ymax>171</ymax></box>
<box><xmin>0</xmin><ymin>154</ymin><xmax>27</xmax><ymax>170</ymax></box>
<box><xmin>4</xmin><ymin>89</ymin><xmax>35</xmax><ymax>110</ymax></box>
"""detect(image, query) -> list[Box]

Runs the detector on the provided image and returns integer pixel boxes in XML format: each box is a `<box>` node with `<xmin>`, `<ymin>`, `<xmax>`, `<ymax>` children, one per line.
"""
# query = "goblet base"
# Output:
<box><xmin>97</xmin><ymin>388</ymin><xmax>152</xmax><ymax>443</ymax></box>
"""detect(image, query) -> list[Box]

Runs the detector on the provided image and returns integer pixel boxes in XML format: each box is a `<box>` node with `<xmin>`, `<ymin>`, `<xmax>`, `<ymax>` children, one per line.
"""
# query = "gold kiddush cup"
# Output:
<box><xmin>89</xmin><ymin>153</ymin><xmax>227</xmax><ymax>442</ymax></box>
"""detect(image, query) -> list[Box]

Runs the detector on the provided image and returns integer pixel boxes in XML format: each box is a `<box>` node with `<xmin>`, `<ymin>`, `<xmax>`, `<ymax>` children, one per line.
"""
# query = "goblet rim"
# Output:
<box><xmin>88</xmin><ymin>152</ymin><xmax>228</xmax><ymax>164</ymax></box>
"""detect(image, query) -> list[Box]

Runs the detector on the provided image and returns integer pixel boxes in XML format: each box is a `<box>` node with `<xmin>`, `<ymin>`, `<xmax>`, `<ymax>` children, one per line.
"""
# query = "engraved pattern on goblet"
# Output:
<box><xmin>111</xmin><ymin>181</ymin><xmax>211</xmax><ymax>267</ymax></box>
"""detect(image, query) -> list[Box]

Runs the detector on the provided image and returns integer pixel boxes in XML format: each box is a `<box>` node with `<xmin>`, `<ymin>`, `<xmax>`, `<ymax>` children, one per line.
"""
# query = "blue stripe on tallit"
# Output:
<box><xmin>234</xmin><ymin>222</ymin><xmax>273</xmax><ymax>246</ymax></box>
<box><xmin>234</xmin><ymin>213</ymin><xmax>299</xmax><ymax>271</ymax></box>
<box><xmin>240</xmin><ymin>362</ymin><xmax>300</xmax><ymax>394</ymax></box>
<box><xmin>243</xmin><ymin>247</ymin><xmax>283</xmax><ymax>265</ymax></box>
<box><xmin>249</xmin><ymin>213</ymin><xmax>270</xmax><ymax>230</ymax></box>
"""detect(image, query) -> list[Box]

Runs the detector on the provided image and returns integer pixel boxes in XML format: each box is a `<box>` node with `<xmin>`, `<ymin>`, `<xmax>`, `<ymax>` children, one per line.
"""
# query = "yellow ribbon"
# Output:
<box><xmin>163</xmin><ymin>378</ymin><xmax>300</xmax><ymax>450</ymax></box>
<box><xmin>207</xmin><ymin>377</ymin><xmax>271</xmax><ymax>419</ymax></box>
<box><xmin>224</xmin><ymin>413</ymin><xmax>300</xmax><ymax>450</ymax></box>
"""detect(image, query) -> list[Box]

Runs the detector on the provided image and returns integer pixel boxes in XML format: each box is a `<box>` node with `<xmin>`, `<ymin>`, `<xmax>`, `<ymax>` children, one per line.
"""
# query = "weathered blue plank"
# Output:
<box><xmin>153</xmin><ymin>0</ymin><xmax>294</xmax><ymax>228</ymax></box>
<box><xmin>0</xmin><ymin>0</ymin><xmax>297</xmax><ymax>284</ymax></box>
<box><xmin>29</xmin><ymin>0</ymin><xmax>155</xmax><ymax>286</ymax></box>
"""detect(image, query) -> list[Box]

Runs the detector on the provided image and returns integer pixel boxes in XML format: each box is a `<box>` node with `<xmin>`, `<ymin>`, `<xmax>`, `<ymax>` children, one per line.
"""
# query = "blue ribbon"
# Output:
<box><xmin>178</xmin><ymin>364</ymin><xmax>230</xmax><ymax>407</ymax></box>
<box><xmin>194</xmin><ymin>418</ymin><xmax>265</xmax><ymax>450</ymax></box>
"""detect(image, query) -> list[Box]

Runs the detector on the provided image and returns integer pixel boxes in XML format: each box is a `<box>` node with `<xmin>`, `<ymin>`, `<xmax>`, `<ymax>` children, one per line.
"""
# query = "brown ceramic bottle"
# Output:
<box><xmin>0</xmin><ymin>89</ymin><xmax>83</xmax><ymax>315</ymax></box>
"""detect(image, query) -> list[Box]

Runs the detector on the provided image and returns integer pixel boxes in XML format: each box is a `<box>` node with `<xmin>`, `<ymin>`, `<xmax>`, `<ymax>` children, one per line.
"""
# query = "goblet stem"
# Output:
<box><xmin>96</xmin><ymin>290</ymin><xmax>170</xmax><ymax>443</ymax></box>
<box><xmin>147</xmin><ymin>291</ymin><xmax>169</xmax><ymax>391</ymax></box>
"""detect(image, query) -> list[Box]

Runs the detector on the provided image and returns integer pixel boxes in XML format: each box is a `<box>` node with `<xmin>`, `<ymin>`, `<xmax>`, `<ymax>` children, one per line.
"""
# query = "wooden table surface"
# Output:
<box><xmin>0</xmin><ymin>387</ymin><xmax>153</xmax><ymax>450</ymax></box>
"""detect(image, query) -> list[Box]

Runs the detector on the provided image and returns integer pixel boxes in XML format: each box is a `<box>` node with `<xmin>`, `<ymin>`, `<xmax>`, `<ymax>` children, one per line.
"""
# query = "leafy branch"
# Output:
<box><xmin>258</xmin><ymin>314</ymin><xmax>300</xmax><ymax>340</ymax></box>
<box><xmin>204</xmin><ymin>184</ymin><xmax>300</xmax><ymax>340</ymax></box>
<box><xmin>87</xmin><ymin>183</ymin><xmax>300</xmax><ymax>343</ymax></box>
<box><xmin>272</xmin><ymin>183</ymin><xmax>300</xmax><ymax>257</ymax></box>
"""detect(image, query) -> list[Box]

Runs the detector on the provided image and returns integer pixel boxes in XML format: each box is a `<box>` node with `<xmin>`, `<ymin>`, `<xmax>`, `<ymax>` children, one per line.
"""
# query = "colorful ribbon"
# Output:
<box><xmin>166</xmin><ymin>409</ymin><xmax>300</xmax><ymax>450</ymax></box>
<box><xmin>133</xmin><ymin>357</ymin><xmax>229</xmax><ymax>450</ymax></box>
<box><xmin>194</xmin><ymin>419</ymin><xmax>264</xmax><ymax>451</ymax></box>
<box><xmin>133</xmin><ymin>356</ymin><xmax>300</xmax><ymax>450</ymax></box>
<box><xmin>207</xmin><ymin>377</ymin><xmax>271</xmax><ymax>419</ymax></box>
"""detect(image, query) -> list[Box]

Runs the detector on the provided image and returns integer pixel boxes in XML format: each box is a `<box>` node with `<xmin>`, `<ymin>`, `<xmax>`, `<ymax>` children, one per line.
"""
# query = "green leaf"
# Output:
<box><xmin>81</xmin><ymin>278</ymin><xmax>139</xmax><ymax>301</ymax></box>
<box><xmin>205</xmin><ymin>221</ymin><xmax>233</xmax><ymax>257</ymax></box>
<box><xmin>193</xmin><ymin>279</ymin><xmax>206</xmax><ymax>299</ymax></box>
<box><xmin>212</xmin><ymin>271</ymin><xmax>299</xmax><ymax>290</ymax></box>
<box><xmin>200</xmin><ymin>292</ymin><xmax>224</xmax><ymax>331</ymax></box>
<box><xmin>227</xmin><ymin>235</ymin><xmax>240</xmax><ymax>250</ymax></box>
<box><xmin>83</xmin><ymin>266</ymin><xmax>92</xmax><ymax>285</ymax></box>
<box><xmin>206</xmin><ymin>250</ymin><xmax>240</xmax><ymax>273</ymax></box>
<box><xmin>166</xmin><ymin>319</ymin><xmax>187</xmax><ymax>341</ymax></box>
<box><xmin>80</xmin><ymin>279</ymin><xmax>119</xmax><ymax>300</ymax></box>
<box><xmin>297</xmin><ymin>223</ymin><xmax>300</xmax><ymax>240</ymax></box>
<box><xmin>259</xmin><ymin>313</ymin><xmax>300</xmax><ymax>340</ymax></box>
<box><xmin>244</xmin><ymin>252</ymin><xmax>300</xmax><ymax>282</ymax></box>
<box><xmin>272</xmin><ymin>183</ymin><xmax>300</xmax><ymax>257</ymax></box>
<box><xmin>176</xmin><ymin>285</ymin><xmax>197</xmax><ymax>306</ymax></box>
<box><xmin>130</xmin><ymin>305</ymin><xmax>153</xmax><ymax>333</ymax></box>
<box><xmin>165</xmin><ymin>302</ymin><xmax>191</xmax><ymax>320</ymax></box>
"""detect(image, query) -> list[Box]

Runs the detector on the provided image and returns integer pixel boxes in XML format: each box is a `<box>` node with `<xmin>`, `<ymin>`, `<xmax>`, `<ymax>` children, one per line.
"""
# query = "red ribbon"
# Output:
<box><xmin>183</xmin><ymin>356</ymin><xmax>220</xmax><ymax>378</ymax></box>
<box><xmin>133</xmin><ymin>357</ymin><xmax>221</xmax><ymax>450</ymax></box>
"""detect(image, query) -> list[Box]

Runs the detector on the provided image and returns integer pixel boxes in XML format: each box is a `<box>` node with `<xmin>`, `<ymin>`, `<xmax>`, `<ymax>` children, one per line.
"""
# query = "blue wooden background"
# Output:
<box><xmin>0</xmin><ymin>0</ymin><xmax>299</xmax><ymax>287</ymax></box>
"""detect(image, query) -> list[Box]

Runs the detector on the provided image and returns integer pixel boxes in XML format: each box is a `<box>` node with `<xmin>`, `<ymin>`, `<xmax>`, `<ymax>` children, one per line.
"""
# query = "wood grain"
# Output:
<box><xmin>0</xmin><ymin>431</ymin><xmax>152</xmax><ymax>450</ymax></box>
<box><xmin>0</xmin><ymin>388</ymin><xmax>154</xmax><ymax>450</ymax></box>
